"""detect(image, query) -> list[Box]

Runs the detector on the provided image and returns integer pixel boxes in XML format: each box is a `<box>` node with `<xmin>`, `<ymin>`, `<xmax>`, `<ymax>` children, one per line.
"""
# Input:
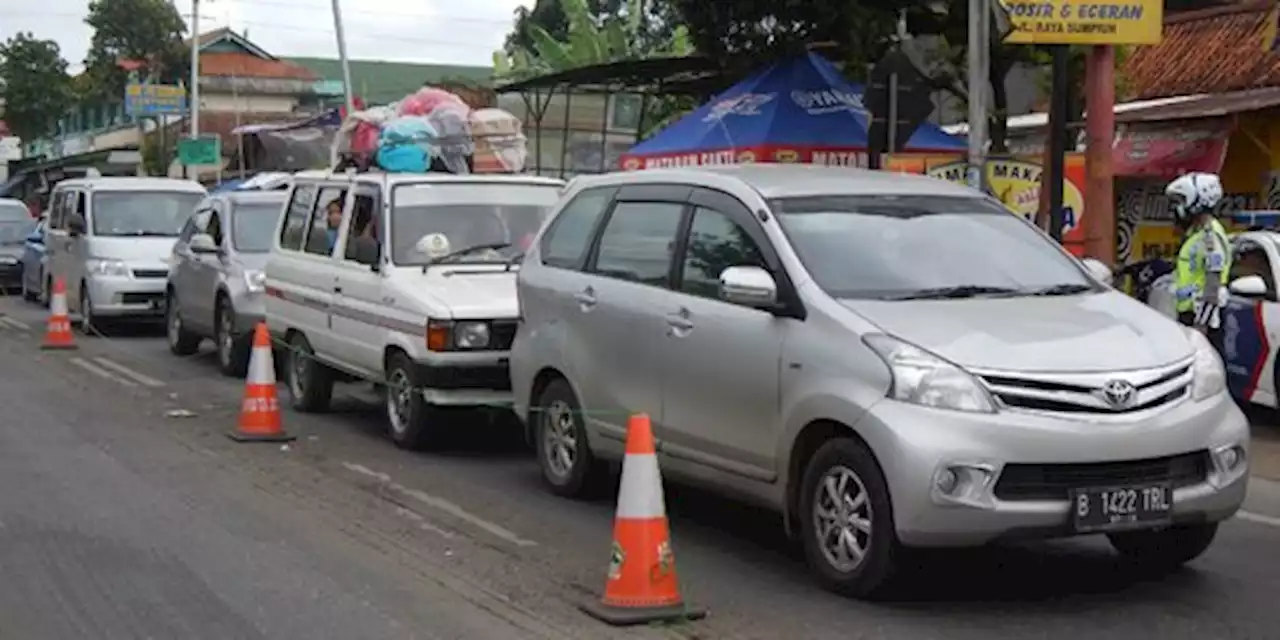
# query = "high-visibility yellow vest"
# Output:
<box><xmin>1174</xmin><ymin>218</ymin><xmax>1231</xmax><ymax>313</ymax></box>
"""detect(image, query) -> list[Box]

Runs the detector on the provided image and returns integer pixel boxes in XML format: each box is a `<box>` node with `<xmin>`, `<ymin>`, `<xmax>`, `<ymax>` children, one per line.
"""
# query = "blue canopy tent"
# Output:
<box><xmin>620</xmin><ymin>51</ymin><xmax>964</xmax><ymax>170</ymax></box>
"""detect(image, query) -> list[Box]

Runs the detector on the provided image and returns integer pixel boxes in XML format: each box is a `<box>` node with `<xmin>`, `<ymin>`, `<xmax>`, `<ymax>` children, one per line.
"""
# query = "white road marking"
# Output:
<box><xmin>0</xmin><ymin>316</ymin><xmax>30</xmax><ymax>330</ymax></box>
<box><xmin>91</xmin><ymin>357</ymin><xmax>165</xmax><ymax>387</ymax></box>
<box><xmin>342</xmin><ymin>462</ymin><xmax>536</xmax><ymax>548</ymax></box>
<box><xmin>69</xmin><ymin>357</ymin><xmax>137</xmax><ymax>387</ymax></box>
<box><xmin>1237</xmin><ymin>510</ymin><xmax>1280</xmax><ymax>528</ymax></box>
<box><xmin>393</xmin><ymin>505</ymin><xmax>457</xmax><ymax>540</ymax></box>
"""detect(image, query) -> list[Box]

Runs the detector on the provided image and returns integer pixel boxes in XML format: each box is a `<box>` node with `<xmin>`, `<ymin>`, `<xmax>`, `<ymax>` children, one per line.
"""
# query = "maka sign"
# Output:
<box><xmin>1000</xmin><ymin>0</ymin><xmax>1163</xmax><ymax>45</ymax></box>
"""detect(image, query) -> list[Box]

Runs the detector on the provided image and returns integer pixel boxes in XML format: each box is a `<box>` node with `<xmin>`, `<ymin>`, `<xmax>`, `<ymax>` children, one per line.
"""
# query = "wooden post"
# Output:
<box><xmin>1083</xmin><ymin>45</ymin><xmax>1116</xmax><ymax>265</ymax></box>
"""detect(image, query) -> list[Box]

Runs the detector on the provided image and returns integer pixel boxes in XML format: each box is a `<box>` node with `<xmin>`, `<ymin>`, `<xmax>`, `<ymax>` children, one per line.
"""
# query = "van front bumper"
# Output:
<box><xmin>413</xmin><ymin>352</ymin><xmax>513</xmax><ymax>408</ymax></box>
<box><xmin>85</xmin><ymin>275</ymin><xmax>167</xmax><ymax>317</ymax></box>
<box><xmin>860</xmin><ymin>392</ymin><xmax>1250</xmax><ymax>547</ymax></box>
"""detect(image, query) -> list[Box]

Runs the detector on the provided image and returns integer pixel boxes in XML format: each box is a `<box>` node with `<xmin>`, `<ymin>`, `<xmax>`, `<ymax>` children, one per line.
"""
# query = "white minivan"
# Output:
<box><xmin>45</xmin><ymin>177</ymin><xmax>207</xmax><ymax>331</ymax></box>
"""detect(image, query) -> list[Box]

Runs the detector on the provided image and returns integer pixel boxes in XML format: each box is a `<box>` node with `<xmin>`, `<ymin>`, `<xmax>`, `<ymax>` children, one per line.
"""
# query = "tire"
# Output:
<box><xmin>78</xmin><ymin>284</ymin><xmax>101</xmax><ymax>336</ymax></box>
<box><xmin>285</xmin><ymin>332</ymin><xmax>333</xmax><ymax>413</ymax></box>
<box><xmin>533</xmin><ymin>377</ymin><xmax>604</xmax><ymax>498</ymax></box>
<box><xmin>165</xmin><ymin>291</ymin><xmax>202</xmax><ymax>356</ymax></box>
<box><xmin>384</xmin><ymin>352</ymin><xmax>445</xmax><ymax>450</ymax></box>
<box><xmin>214</xmin><ymin>296</ymin><xmax>250</xmax><ymax>377</ymax></box>
<box><xmin>1107</xmin><ymin>523</ymin><xmax>1218</xmax><ymax>572</ymax></box>
<box><xmin>798</xmin><ymin>438</ymin><xmax>900</xmax><ymax>599</ymax></box>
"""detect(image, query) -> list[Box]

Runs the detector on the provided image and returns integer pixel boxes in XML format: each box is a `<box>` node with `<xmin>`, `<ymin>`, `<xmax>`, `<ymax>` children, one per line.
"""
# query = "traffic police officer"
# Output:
<box><xmin>1167</xmin><ymin>172</ymin><xmax>1231</xmax><ymax>346</ymax></box>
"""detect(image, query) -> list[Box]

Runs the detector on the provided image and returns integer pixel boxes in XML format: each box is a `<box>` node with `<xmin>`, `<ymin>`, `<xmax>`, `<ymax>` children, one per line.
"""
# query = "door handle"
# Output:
<box><xmin>666</xmin><ymin>307</ymin><xmax>694</xmax><ymax>336</ymax></box>
<box><xmin>334</xmin><ymin>286</ymin><xmax>342</xmax><ymax>293</ymax></box>
<box><xmin>574</xmin><ymin>287</ymin><xmax>597</xmax><ymax>310</ymax></box>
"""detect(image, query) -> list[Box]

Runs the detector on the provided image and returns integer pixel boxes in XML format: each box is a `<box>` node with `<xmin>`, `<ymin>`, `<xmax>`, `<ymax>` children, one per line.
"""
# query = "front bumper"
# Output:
<box><xmin>0</xmin><ymin>260</ymin><xmax>22</xmax><ymax>288</ymax></box>
<box><xmin>412</xmin><ymin>352</ymin><xmax>513</xmax><ymax>408</ymax></box>
<box><xmin>861</xmin><ymin>392</ymin><xmax>1250</xmax><ymax>547</ymax></box>
<box><xmin>86</xmin><ymin>275</ymin><xmax>167</xmax><ymax>317</ymax></box>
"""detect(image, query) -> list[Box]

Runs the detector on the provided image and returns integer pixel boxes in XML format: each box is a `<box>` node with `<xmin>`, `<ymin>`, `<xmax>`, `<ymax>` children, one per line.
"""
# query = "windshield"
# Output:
<box><xmin>390</xmin><ymin>182</ymin><xmax>560</xmax><ymax>265</ymax></box>
<box><xmin>0</xmin><ymin>218</ymin><xmax>36</xmax><ymax>245</ymax></box>
<box><xmin>771</xmin><ymin>195</ymin><xmax>1095</xmax><ymax>300</ymax></box>
<box><xmin>92</xmin><ymin>191</ymin><xmax>204</xmax><ymax>237</ymax></box>
<box><xmin>0</xmin><ymin>201</ymin><xmax>29</xmax><ymax>223</ymax></box>
<box><xmin>232</xmin><ymin>202</ymin><xmax>284</xmax><ymax>252</ymax></box>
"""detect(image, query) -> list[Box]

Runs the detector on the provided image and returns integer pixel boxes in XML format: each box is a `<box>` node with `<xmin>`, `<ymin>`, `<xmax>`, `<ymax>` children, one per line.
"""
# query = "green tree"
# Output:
<box><xmin>81</xmin><ymin>0</ymin><xmax>189</xmax><ymax>103</ymax></box>
<box><xmin>0</xmin><ymin>33</ymin><xmax>75</xmax><ymax>141</ymax></box>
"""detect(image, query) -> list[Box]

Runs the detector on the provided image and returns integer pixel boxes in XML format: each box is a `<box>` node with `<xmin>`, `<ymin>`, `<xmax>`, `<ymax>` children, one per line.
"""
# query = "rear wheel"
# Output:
<box><xmin>286</xmin><ymin>332</ymin><xmax>333</xmax><ymax>412</ymax></box>
<box><xmin>166</xmin><ymin>291</ymin><xmax>201</xmax><ymax>355</ymax></box>
<box><xmin>1107</xmin><ymin>523</ymin><xmax>1218</xmax><ymax>572</ymax></box>
<box><xmin>534</xmin><ymin>378</ymin><xmax>603</xmax><ymax>498</ymax></box>
<box><xmin>384</xmin><ymin>353</ymin><xmax>444</xmax><ymax>450</ymax></box>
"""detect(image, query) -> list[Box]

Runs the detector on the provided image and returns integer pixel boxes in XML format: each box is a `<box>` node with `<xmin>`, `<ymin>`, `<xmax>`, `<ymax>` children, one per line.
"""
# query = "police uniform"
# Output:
<box><xmin>1174</xmin><ymin>217</ymin><xmax>1231</xmax><ymax>349</ymax></box>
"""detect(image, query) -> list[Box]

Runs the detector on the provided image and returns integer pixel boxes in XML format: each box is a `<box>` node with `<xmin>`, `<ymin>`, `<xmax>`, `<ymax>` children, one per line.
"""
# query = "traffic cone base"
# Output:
<box><xmin>228</xmin><ymin>322</ymin><xmax>293</xmax><ymax>442</ymax></box>
<box><xmin>41</xmin><ymin>277</ymin><xmax>77</xmax><ymax>350</ymax></box>
<box><xmin>582</xmin><ymin>414</ymin><xmax>705</xmax><ymax>626</ymax></box>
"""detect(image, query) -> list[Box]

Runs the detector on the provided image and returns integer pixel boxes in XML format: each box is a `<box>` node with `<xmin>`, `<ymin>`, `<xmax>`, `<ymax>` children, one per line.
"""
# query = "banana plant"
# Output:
<box><xmin>494</xmin><ymin>0</ymin><xmax>694</xmax><ymax>81</ymax></box>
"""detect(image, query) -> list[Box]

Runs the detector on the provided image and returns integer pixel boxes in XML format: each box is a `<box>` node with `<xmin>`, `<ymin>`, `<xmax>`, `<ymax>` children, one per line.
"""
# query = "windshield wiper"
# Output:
<box><xmin>422</xmin><ymin>242</ymin><xmax>511</xmax><ymax>271</ymax></box>
<box><xmin>1025</xmin><ymin>283</ymin><xmax>1093</xmax><ymax>296</ymax></box>
<box><xmin>883</xmin><ymin>285</ymin><xmax>1023</xmax><ymax>301</ymax></box>
<box><xmin>125</xmin><ymin>231</ymin><xmax>175</xmax><ymax>237</ymax></box>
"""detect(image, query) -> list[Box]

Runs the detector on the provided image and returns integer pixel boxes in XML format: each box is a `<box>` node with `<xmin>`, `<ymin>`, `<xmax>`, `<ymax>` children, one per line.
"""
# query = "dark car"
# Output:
<box><xmin>0</xmin><ymin>201</ymin><xmax>37</xmax><ymax>293</ymax></box>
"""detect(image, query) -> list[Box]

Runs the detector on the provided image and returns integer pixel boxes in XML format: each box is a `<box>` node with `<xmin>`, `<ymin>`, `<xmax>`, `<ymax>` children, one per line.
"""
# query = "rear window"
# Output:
<box><xmin>232</xmin><ymin>201</ymin><xmax>286</xmax><ymax>252</ymax></box>
<box><xmin>389</xmin><ymin>182</ymin><xmax>561</xmax><ymax>265</ymax></box>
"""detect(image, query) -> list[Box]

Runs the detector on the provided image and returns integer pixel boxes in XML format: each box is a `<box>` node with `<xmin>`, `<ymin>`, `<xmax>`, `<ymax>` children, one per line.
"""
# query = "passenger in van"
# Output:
<box><xmin>325</xmin><ymin>198</ymin><xmax>344</xmax><ymax>252</ymax></box>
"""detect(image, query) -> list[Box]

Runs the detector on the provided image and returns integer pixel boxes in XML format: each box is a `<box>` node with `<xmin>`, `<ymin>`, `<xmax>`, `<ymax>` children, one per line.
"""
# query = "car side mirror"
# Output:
<box><xmin>67</xmin><ymin>213</ymin><xmax>86</xmax><ymax>236</ymax></box>
<box><xmin>720</xmin><ymin>265</ymin><xmax>778</xmax><ymax>307</ymax></box>
<box><xmin>189</xmin><ymin>233</ymin><xmax>219</xmax><ymax>254</ymax></box>
<box><xmin>1081</xmin><ymin>257</ymin><xmax>1113</xmax><ymax>286</ymax></box>
<box><xmin>1229</xmin><ymin>275</ymin><xmax>1267</xmax><ymax>297</ymax></box>
<box><xmin>353</xmin><ymin>236</ymin><xmax>381</xmax><ymax>271</ymax></box>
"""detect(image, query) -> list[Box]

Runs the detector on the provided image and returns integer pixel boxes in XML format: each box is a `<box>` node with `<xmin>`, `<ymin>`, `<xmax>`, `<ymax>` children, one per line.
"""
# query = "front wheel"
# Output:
<box><xmin>384</xmin><ymin>353</ymin><xmax>444</xmax><ymax>450</ymax></box>
<box><xmin>166</xmin><ymin>292</ymin><xmax>201</xmax><ymax>355</ymax></box>
<box><xmin>798</xmin><ymin>438</ymin><xmax>901</xmax><ymax>599</ymax></box>
<box><xmin>214</xmin><ymin>298</ymin><xmax>250</xmax><ymax>377</ymax></box>
<box><xmin>1107</xmin><ymin>523</ymin><xmax>1218</xmax><ymax>572</ymax></box>
<box><xmin>78</xmin><ymin>284</ymin><xmax>101</xmax><ymax>336</ymax></box>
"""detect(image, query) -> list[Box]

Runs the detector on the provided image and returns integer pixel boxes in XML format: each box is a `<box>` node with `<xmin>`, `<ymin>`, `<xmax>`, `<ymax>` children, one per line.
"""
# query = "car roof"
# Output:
<box><xmin>292</xmin><ymin>169</ymin><xmax>564</xmax><ymax>189</ymax></box>
<box><xmin>54</xmin><ymin>177</ymin><xmax>207</xmax><ymax>193</ymax></box>
<box><xmin>576</xmin><ymin>164</ymin><xmax>982</xmax><ymax>200</ymax></box>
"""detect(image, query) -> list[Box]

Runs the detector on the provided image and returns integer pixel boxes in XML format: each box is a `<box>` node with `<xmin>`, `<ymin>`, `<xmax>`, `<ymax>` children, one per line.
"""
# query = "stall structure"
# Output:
<box><xmin>619</xmin><ymin>51</ymin><xmax>964</xmax><ymax>170</ymax></box>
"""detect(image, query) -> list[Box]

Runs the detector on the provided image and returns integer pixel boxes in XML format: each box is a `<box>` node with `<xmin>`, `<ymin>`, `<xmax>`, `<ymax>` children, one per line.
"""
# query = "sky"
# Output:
<box><xmin>0</xmin><ymin>0</ymin><xmax>533</xmax><ymax>72</ymax></box>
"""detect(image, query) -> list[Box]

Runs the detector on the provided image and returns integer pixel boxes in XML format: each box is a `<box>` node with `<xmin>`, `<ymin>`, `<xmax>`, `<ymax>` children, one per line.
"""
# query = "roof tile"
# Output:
<box><xmin>1125</xmin><ymin>1</ymin><xmax>1280</xmax><ymax>99</ymax></box>
<box><xmin>199</xmin><ymin>52</ymin><xmax>317</xmax><ymax>81</ymax></box>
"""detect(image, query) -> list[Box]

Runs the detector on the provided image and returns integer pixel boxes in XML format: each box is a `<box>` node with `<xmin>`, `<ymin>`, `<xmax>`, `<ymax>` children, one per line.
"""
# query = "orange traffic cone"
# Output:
<box><xmin>227</xmin><ymin>322</ymin><xmax>294</xmax><ymax>443</ymax></box>
<box><xmin>40</xmin><ymin>277</ymin><xmax>76</xmax><ymax>350</ymax></box>
<box><xmin>581</xmin><ymin>414</ymin><xmax>705</xmax><ymax>626</ymax></box>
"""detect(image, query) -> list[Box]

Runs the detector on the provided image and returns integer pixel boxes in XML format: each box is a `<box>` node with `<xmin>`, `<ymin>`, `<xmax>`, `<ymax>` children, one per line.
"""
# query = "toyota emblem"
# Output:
<box><xmin>1101</xmin><ymin>379</ymin><xmax>1137</xmax><ymax>410</ymax></box>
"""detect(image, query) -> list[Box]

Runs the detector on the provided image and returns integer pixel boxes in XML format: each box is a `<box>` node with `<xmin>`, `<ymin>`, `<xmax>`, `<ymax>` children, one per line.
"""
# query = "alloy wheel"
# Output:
<box><xmin>812</xmin><ymin>465</ymin><xmax>874</xmax><ymax>573</ymax></box>
<box><xmin>541</xmin><ymin>399</ymin><xmax>578</xmax><ymax>479</ymax></box>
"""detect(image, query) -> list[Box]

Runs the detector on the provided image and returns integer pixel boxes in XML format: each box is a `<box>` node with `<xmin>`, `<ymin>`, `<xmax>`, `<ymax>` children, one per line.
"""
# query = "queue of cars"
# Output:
<box><xmin>19</xmin><ymin>167</ymin><xmax>1252</xmax><ymax>599</ymax></box>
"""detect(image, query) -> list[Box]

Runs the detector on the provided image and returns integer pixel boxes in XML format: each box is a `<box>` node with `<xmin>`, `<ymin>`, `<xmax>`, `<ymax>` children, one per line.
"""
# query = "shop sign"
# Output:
<box><xmin>1000</xmin><ymin>0</ymin><xmax>1164</xmax><ymax>45</ymax></box>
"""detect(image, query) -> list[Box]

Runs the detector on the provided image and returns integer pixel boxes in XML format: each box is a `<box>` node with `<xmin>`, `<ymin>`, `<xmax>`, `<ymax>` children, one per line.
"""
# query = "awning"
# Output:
<box><xmin>1111</xmin><ymin>117</ymin><xmax>1231</xmax><ymax>179</ymax></box>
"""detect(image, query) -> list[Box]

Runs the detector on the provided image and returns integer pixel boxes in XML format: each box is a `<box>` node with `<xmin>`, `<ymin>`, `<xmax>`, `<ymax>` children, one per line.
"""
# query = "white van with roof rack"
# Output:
<box><xmin>265</xmin><ymin>168</ymin><xmax>565</xmax><ymax>448</ymax></box>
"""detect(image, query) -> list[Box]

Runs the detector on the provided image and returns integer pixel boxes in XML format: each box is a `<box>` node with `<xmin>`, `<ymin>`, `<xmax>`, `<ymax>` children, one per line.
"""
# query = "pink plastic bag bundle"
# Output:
<box><xmin>398</xmin><ymin>87</ymin><xmax>467</xmax><ymax>117</ymax></box>
<box><xmin>350</xmin><ymin>121</ymin><xmax>380</xmax><ymax>155</ymax></box>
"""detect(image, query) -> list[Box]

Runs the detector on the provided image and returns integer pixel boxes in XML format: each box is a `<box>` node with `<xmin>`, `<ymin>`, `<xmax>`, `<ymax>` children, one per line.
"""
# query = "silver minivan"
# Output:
<box><xmin>46</xmin><ymin>177</ymin><xmax>206</xmax><ymax>332</ymax></box>
<box><xmin>510</xmin><ymin>165</ymin><xmax>1250</xmax><ymax>598</ymax></box>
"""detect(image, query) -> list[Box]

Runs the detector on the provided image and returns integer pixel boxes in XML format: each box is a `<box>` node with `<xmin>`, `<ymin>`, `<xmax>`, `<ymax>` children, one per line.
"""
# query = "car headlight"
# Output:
<box><xmin>863</xmin><ymin>333</ymin><xmax>996</xmax><ymax>413</ymax></box>
<box><xmin>86</xmin><ymin>258</ymin><xmax>129</xmax><ymax>277</ymax></box>
<box><xmin>242</xmin><ymin>269</ymin><xmax>266</xmax><ymax>293</ymax></box>
<box><xmin>453</xmin><ymin>321</ymin><xmax>491</xmax><ymax>349</ymax></box>
<box><xmin>1187</xmin><ymin>327</ymin><xmax>1226</xmax><ymax>401</ymax></box>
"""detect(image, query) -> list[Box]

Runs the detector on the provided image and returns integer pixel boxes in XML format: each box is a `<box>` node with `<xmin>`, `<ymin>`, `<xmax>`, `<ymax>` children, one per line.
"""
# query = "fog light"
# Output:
<box><xmin>1213</xmin><ymin>444</ymin><xmax>1245</xmax><ymax>472</ymax></box>
<box><xmin>934</xmin><ymin>468</ymin><xmax>959</xmax><ymax>494</ymax></box>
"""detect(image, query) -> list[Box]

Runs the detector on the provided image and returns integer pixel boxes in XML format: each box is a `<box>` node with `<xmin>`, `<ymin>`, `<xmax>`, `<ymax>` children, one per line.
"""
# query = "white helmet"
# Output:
<box><xmin>1165</xmin><ymin>172</ymin><xmax>1224</xmax><ymax>221</ymax></box>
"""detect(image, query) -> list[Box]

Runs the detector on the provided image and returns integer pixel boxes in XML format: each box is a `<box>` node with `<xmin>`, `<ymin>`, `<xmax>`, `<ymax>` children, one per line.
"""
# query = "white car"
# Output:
<box><xmin>265</xmin><ymin>169</ymin><xmax>564</xmax><ymax>448</ymax></box>
<box><xmin>1220</xmin><ymin>229</ymin><xmax>1280</xmax><ymax>408</ymax></box>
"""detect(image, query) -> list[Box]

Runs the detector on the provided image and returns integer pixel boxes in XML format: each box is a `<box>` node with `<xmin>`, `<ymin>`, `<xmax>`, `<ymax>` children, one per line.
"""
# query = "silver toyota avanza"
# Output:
<box><xmin>510</xmin><ymin>165</ymin><xmax>1249</xmax><ymax>598</ymax></box>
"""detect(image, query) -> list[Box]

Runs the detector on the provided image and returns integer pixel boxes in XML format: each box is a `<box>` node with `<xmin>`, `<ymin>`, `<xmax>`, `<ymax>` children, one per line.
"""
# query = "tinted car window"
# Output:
<box><xmin>541</xmin><ymin>187</ymin><xmax>614</xmax><ymax>270</ymax></box>
<box><xmin>679</xmin><ymin>207</ymin><xmax>767</xmax><ymax>300</ymax></box>
<box><xmin>279</xmin><ymin>184</ymin><xmax>318</xmax><ymax>251</ymax></box>
<box><xmin>591</xmin><ymin>201</ymin><xmax>685</xmax><ymax>286</ymax></box>
<box><xmin>91</xmin><ymin>191</ymin><xmax>203</xmax><ymax>237</ymax></box>
<box><xmin>771</xmin><ymin>195</ymin><xmax>1093</xmax><ymax>299</ymax></box>
<box><xmin>232</xmin><ymin>203</ymin><xmax>284</xmax><ymax>252</ymax></box>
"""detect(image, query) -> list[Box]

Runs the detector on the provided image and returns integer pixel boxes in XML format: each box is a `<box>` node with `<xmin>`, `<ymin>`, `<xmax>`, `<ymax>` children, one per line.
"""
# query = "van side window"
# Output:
<box><xmin>305</xmin><ymin>187</ymin><xmax>347</xmax><ymax>257</ymax></box>
<box><xmin>589</xmin><ymin>201</ymin><xmax>685</xmax><ymax>287</ymax></box>
<box><xmin>279</xmin><ymin>184</ymin><xmax>318</xmax><ymax>251</ymax></box>
<box><xmin>48</xmin><ymin>191</ymin><xmax>67</xmax><ymax>229</ymax></box>
<box><xmin>540</xmin><ymin>187</ymin><xmax>615</xmax><ymax>270</ymax></box>
<box><xmin>342</xmin><ymin>191</ymin><xmax>381</xmax><ymax>263</ymax></box>
<box><xmin>677</xmin><ymin>207</ymin><xmax>768</xmax><ymax>302</ymax></box>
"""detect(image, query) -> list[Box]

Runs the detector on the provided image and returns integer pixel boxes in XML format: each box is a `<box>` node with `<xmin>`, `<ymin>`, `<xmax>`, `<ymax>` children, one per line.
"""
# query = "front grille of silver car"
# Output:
<box><xmin>973</xmin><ymin>359</ymin><xmax>1194</xmax><ymax>416</ymax></box>
<box><xmin>132</xmin><ymin>269</ymin><xmax>169</xmax><ymax>279</ymax></box>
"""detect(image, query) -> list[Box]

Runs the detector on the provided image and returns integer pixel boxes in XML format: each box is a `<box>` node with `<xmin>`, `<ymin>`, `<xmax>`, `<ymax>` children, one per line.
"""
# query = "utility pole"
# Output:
<box><xmin>189</xmin><ymin>0</ymin><xmax>200</xmax><ymax>139</ymax></box>
<box><xmin>330</xmin><ymin>0</ymin><xmax>357</xmax><ymax>116</ymax></box>
<box><xmin>966</xmin><ymin>0</ymin><xmax>989</xmax><ymax>192</ymax></box>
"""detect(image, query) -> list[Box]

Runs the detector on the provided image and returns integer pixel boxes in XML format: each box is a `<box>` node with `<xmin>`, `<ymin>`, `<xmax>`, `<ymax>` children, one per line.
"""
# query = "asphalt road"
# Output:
<box><xmin>0</xmin><ymin>295</ymin><xmax>1278</xmax><ymax>640</ymax></box>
